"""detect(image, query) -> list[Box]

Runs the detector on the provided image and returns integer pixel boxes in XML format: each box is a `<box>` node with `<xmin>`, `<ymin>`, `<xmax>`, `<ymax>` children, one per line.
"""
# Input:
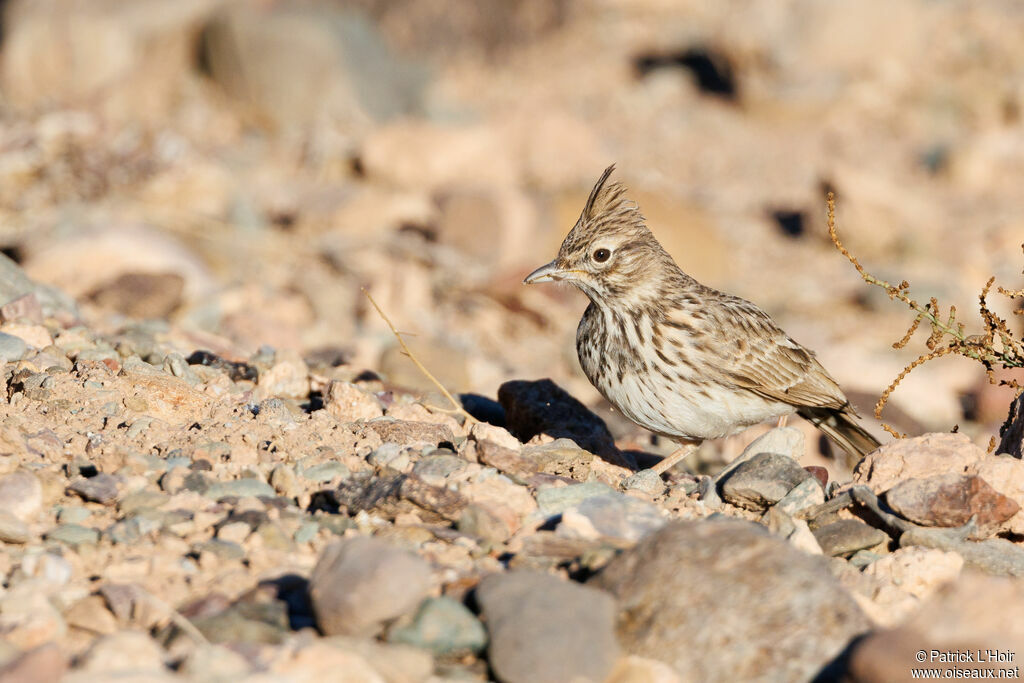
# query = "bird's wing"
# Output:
<box><xmin>662</xmin><ymin>297</ymin><xmax>851</xmax><ymax>411</ymax></box>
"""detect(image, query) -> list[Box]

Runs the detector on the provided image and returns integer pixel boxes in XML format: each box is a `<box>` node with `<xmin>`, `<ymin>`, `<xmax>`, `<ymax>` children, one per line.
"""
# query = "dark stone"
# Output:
<box><xmin>718</xmin><ymin>452</ymin><xmax>812</xmax><ymax>510</ymax></box>
<box><xmin>812</xmin><ymin>519</ymin><xmax>890</xmax><ymax>557</ymax></box>
<box><xmin>67</xmin><ymin>474</ymin><xmax>120</xmax><ymax>505</ymax></box>
<box><xmin>497</xmin><ymin>379</ymin><xmax>634</xmax><ymax>468</ymax></box>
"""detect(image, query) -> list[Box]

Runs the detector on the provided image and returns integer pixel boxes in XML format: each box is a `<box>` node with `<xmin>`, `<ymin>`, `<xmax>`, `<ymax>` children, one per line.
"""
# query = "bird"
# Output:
<box><xmin>524</xmin><ymin>165</ymin><xmax>880</xmax><ymax>475</ymax></box>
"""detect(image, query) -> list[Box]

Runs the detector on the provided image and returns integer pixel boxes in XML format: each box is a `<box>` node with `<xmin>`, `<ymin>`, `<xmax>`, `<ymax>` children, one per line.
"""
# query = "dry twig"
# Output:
<box><xmin>361</xmin><ymin>288</ymin><xmax>478</xmax><ymax>425</ymax></box>
<box><xmin>827</xmin><ymin>195</ymin><xmax>1023</xmax><ymax>437</ymax></box>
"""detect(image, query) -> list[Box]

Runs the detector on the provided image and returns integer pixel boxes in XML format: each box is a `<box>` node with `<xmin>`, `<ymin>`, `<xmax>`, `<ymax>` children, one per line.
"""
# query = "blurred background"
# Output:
<box><xmin>0</xmin><ymin>0</ymin><xmax>1021</xmax><ymax>469</ymax></box>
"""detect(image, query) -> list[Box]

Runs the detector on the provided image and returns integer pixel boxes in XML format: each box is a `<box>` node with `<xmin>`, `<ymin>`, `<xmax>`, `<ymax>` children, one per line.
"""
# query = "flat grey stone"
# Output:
<box><xmin>478</xmin><ymin>571</ymin><xmax>619</xmax><ymax>683</ymax></box>
<box><xmin>812</xmin><ymin>519</ymin><xmax>890</xmax><ymax>557</ymax></box>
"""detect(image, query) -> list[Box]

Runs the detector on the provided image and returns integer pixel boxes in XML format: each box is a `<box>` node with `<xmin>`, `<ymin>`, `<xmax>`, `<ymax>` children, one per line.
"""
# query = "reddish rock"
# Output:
<box><xmin>885</xmin><ymin>474</ymin><xmax>1020</xmax><ymax>533</ymax></box>
<box><xmin>804</xmin><ymin>466</ymin><xmax>828</xmax><ymax>488</ymax></box>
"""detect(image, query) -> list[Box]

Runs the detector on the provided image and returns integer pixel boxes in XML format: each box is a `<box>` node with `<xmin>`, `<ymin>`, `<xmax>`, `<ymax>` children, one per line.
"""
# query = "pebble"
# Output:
<box><xmin>774</xmin><ymin>476</ymin><xmax>826</xmax><ymax>515</ymax></box>
<box><xmin>536</xmin><ymin>482</ymin><xmax>615</xmax><ymax>517</ymax></box>
<box><xmin>67</xmin><ymin>473</ymin><xmax>120</xmax><ymax>504</ymax></box>
<box><xmin>204</xmin><ymin>478</ymin><xmax>275</xmax><ymax>500</ymax></box>
<box><xmin>300</xmin><ymin>461</ymin><xmax>351</xmax><ymax>483</ymax></box>
<box><xmin>0</xmin><ymin>331</ymin><xmax>27</xmax><ymax>361</ymax></box>
<box><xmin>478</xmin><ymin>570</ymin><xmax>619</xmax><ymax>683</ymax></box>
<box><xmin>195</xmin><ymin>539</ymin><xmax>246</xmax><ymax>561</ymax></box>
<box><xmin>309</xmin><ymin>536</ymin><xmax>433</xmax><ymax>637</ymax></box>
<box><xmin>46</xmin><ymin>523</ymin><xmax>99</xmax><ymax>547</ymax></box>
<box><xmin>621</xmin><ymin>469</ymin><xmax>666</xmax><ymax>495</ymax></box>
<box><xmin>812</xmin><ymin>519</ymin><xmax>890</xmax><ymax>557</ymax></box>
<box><xmin>0</xmin><ymin>471</ymin><xmax>43</xmax><ymax>522</ymax></box>
<box><xmin>0</xmin><ymin>509</ymin><xmax>31</xmax><ymax>543</ymax></box>
<box><xmin>719</xmin><ymin>452</ymin><xmax>813</xmax><ymax>510</ymax></box>
<box><xmin>387</xmin><ymin>596</ymin><xmax>487</xmax><ymax>655</ymax></box>
<box><xmin>117</xmin><ymin>490</ymin><xmax>169</xmax><ymax>514</ymax></box>
<box><xmin>78</xmin><ymin>630</ymin><xmax>166</xmax><ymax>673</ymax></box>
<box><xmin>559</xmin><ymin>492</ymin><xmax>666</xmax><ymax>542</ymax></box>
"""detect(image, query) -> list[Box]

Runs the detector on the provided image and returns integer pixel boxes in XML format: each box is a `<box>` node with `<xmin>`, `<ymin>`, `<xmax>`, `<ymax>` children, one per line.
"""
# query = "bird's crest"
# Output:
<box><xmin>577</xmin><ymin>164</ymin><xmax>645</xmax><ymax>235</ymax></box>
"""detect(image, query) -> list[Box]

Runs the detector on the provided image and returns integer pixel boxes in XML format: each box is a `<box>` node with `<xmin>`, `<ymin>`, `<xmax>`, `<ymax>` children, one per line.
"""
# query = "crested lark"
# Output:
<box><xmin>525</xmin><ymin>165</ymin><xmax>880</xmax><ymax>475</ymax></box>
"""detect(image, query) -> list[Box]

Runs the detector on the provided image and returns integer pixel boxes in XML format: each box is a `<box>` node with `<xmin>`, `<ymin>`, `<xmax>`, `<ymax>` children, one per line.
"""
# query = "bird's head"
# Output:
<box><xmin>524</xmin><ymin>164</ymin><xmax>676</xmax><ymax>304</ymax></box>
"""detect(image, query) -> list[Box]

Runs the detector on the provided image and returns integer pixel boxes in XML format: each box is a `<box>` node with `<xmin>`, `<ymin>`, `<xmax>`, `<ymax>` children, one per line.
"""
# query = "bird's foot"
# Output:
<box><xmin>650</xmin><ymin>443</ymin><xmax>698</xmax><ymax>476</ymax></box>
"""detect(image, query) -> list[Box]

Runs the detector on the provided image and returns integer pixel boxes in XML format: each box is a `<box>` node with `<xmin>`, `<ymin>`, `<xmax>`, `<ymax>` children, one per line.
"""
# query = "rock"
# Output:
<box><xmin>67</xmin><ymin>473</ymin><xmax>120</xmax><ymax>505</ymax></box>
<box><xmin>0</xmin><ymin>643</ymin><xmax>67</xmax><ymax>683</ymax></box>
<box><xmin>0</xmin><ymin>581</ymin><xmax>66</xmax><ymax>649</ymax></box>
<box><xmin>0</xmin><ymin>332</ymin><xmax>27</xmax><ymax>361</ymax></box>
<box><xmin>458</xmin><ymin>503</ymin><xmax>513</xmax><ymax>544</ymax></box>
<box><xmin>178</xmin><ymin>644</ymin><xmax>252</xmax><ymax>680</ymax></box>
<box><xmin>469</xmin><ymin>421</ymin><xmax>522</xmax><ymax>451</ymax></box>
<box><xmin>718</xmin><ymin>452</ymin><xmax>813</xmax><ymax>510</ymax></box>
<box><xmin>363</xmin><ymin>419</ymin><xmax>455</xmax><ymax>450</ymax></box>
<box><xmin>591</xmin><ymin>519</ymin><xmax>869</xmax><ymax>682</ymax></box>
<box><xmin>254</xmin><ymin>351</ymin><xmax>310</xmax><ymax>400</ymax></box>
<box><xmin>65</xmin><ymin>595</ymin><xmax>118</xmax><ymax>637</ymax></box>
<box><xmin>201</xmin><ymin>5</ymin><xmax>428</xmax><ymax>129</ymax></box>
<box><xmin>773</xmin><ymin>476</ymin><xmax>825</xmax><ymax>516</ymax></box>
<box><xmin>713</xmin><ymin>427</ymin><xmax>806</xmax><ymax>483</ymax></box>
<box><xmin>885</xmin><ymin>474</ymin><xmax>1019</xmax><ymax>533</ymax></box>
<box><xmin>0</xmin><ymin>509</ymin><xmax>31</xmax><ymax>543</ymax></box>
<box><xmin>812</xmin><ymin>519</ymin><xmax>889</xmax><ymax>557</ymax></box>
<box><xmin>536</xmin><ymin>482</ymin><xmax>615</xmax><ymax>517</ymax></box>
<box><xmin>497</xmin><ymin>379</ymin><xmax>633</xmax><ymax>468</ymax></box>
<box><xmin>310</xmin><ymin>536</ymin><xmax>433</xmax><ymax>637</ymax></box>
<box><xmin>411</xmin><ymin>454</ymin><xmax>467</xmax><ymax>487</ymax></box>
<box><xmin>855</xmin><ymin>548</ymin><xmax>964</xmax><ymax>626</ymax></box>
<box><xmin>46</xmin><ymin>523</ymin><xmax>99</xmax><ymax>548</ymax></box>
<box><xmin>607</xmin><ymin>655</ymin><xmax>682</xmax><ymax>683</ymax></box>
<box><xmin>0</xmin><ymin>292</ymin><xmax>42</xmax><ymax>324</ymax></box>
<box><xmin>621</xmin><ymin>469</ymin><xmax>666</xmax><ymax>496</ymax></box>
<box><xmin>0</xmin><ymin>253</ymin><xmax>77</xmax><ymax>320</ymax></box>
<box><xmin>204</xmin><ymin>478</ymin><xmax>275</xmax><ymax>500</ymax></box>
<box><xmin>478</xmin><ymin>571</ymin><xmax>619</xmax><ymax>683</ymax></box>
<box><xmin>853</xmin><ymin>432</ymin><xmax>983</xmax><ymax>492</ymax></box>
<box><xmin>325</xmin><ymin>381</ymin><xmax>384</xmax><ymax>422</ymax></box>
<box><xmin>853</xmin><ymin>432</ymin><xmax>1024</xmax><ymax>534</ymax></box>
<box><xmin>558</xmin><ymin>492</ymin><xmax>666</xmax><ymax>542</ymax></box>
<box><xmin>78</xmin><ymin>630</ymin><xmax>165</xmax><ymax>673</ymax></box>
<box><xmin>844</xmin><ymin>572</ymin><xmax>1024</xmax><ymax>681</ymax></box>
<box><xmin>86</xmin><ymin>272</ymin><xmax>185</xmax><ymax>318</ymax></box>
<box><xmin>388</xmin><ymin>596</ymin><xmax>487</xmax><ymax>655</ymax></box>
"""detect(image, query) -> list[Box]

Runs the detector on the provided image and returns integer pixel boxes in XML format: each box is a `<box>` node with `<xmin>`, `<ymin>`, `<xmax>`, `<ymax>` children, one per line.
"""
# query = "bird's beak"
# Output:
<box><xmin>523</xmin><ymin>260</ymin><xmax>563</xmax><ymax>284</ymax></box>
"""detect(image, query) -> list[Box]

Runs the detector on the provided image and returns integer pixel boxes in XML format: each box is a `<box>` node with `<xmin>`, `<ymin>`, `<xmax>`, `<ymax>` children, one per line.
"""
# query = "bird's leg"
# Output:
<box><xmin>776</xmin><ymin>415</ymin><xmax>788</xmax><ymax>428</ymax></box>
<box><xmin>650</xmin><ymin>442</ymin><xmax>699</xmax><ymax>476</ymax></box>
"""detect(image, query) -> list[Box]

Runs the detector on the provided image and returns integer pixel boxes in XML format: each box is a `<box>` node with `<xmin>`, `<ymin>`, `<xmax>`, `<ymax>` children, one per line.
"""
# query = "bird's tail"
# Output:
<box><xmin>797</xmin><ymin>407</ymin><xmax>881</xmax><ymax>461</ymax></box>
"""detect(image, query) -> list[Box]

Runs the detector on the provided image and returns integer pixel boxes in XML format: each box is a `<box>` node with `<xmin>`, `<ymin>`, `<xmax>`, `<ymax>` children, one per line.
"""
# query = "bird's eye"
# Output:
<box><xmin>593</xmin><ymin>248</ymin><xmax>611</xmax><ymax>263</ymax></box>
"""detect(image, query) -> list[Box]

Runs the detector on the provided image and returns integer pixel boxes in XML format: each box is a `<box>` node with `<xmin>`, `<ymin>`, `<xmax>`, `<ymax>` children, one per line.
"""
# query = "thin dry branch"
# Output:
<box><xmin>361</xmin><ymin>288</ymin><xmax>478</xmax><ymax>425</ymax></box>
<box><xmin>827</xmin><ymin>194</ymin><xmax>1024</xmax><ymax>437</ymax></box>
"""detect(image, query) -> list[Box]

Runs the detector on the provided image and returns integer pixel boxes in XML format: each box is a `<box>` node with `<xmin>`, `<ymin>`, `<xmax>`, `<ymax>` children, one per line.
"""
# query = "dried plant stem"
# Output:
<box><xmin>827</xmin><ymin>194</ymin><xmax>1023</xmax><ymax>437</ymax></box>
<box><xmin>361</xmin><ymin>288</ymin><xmax>478</xmax><ymax>425</ymax></box>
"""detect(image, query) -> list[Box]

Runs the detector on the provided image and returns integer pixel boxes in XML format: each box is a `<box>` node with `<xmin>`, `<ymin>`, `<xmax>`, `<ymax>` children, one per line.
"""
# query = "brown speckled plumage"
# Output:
<box><xmin>525</xmin><ymin>165</ymin><xmax>880</xmax><ymax>471</ymax></box>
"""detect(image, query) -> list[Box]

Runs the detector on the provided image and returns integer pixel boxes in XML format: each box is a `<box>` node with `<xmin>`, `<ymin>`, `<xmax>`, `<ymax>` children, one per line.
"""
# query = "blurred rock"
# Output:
<box><xmin>478</xmin><ymin>570</ymin><xmax>619</xmax><ymax>683</ymax></box>
<box><xmin>0</xmin><ymin>471</ymin><xmax>43</xmax><ymax>522</ymax></box>
<box><xmin>0</xmin><ymin>510</ymin><xmax>30</xmax><ymax>544</ymax></box>
<box><xmin>78</xmin><ymin>630</ymin><xmax>165</xmax><ymax>673</ymax></box>
<box><xmin>0</xmin><ymin>643</ymin><xmax>67</xmax><ymax>683</ymax></box>
<box><xmin>885</xmin><ymin>473</ymin><xmax>1019</xmax><ymax>533</ymax></box>
<box><xmin>201</xmin><ymin>5</ymin><xmax>428</xmax><ymax>130</ymax></box>
<box><xmin>86</xmin><ymin>272</ymin><xmax>185</xmax><ymax>319</ymax></box>
<box><xmin>591</xmin><ymin>520</ymin><xmax>869</xmax><ymax>682</ymax></box>
<box><xmin>387</xmin><ymin>596</ymin><xmax>487</xmax><ymax>656</ymax></box>
<box><xmin>0</xmin><ymin>0</ymin><xmax>213</xmax><ymax>121</ymax></box>
<box><xmin>310</xmin><ymin>536</ymin><xmax>433</xmax><ymax>637</ymax></box>
<box><xmin>380</xmin><ymin>338</ymin><xmax>471</xmax><ymax>395</ymax></box>
<box><xmin>845</xmin><ymin>572</ymin><xmax>1024</xmax><ymax>681</ymax></box>
<box><xmin>0</xmin><ymin>293</ymin><xmax>42</xmax><ymax>324</ymax></box>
